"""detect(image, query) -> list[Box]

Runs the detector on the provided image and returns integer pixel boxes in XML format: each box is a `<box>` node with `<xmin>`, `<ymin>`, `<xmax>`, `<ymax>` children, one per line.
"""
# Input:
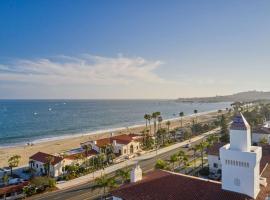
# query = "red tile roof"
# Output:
<box><xmin>111</xmin><ymin>170</ymin><xmax>253</xmax><ymax>200</ymax></box>
<box><xmin>253</xmin><ymin>127</ymin><xmax>270</xmax><ymax>135</ymax></box>
<box><xmin>64</xmin><ymin>149</ymin><xmax>98</xmax><ymax>160</ymax></box>
<box><xmin>29</xmin><ymin>152</ymin><xmax>63</xmax><ymax>165</ymax></box>
<box><xmin>94</xmin><ymin>134</ymin><xmax>139</xmax><ymax>147</ymax></box>
<box><xmin>207</xmin><ymin>142</ymin><xmax>226</xmax><ymax>156</ymax></box>
<box><xmin>0</xmin><ymin>181</ymin><xmax>28</xmax><ymax>195</ymax></box>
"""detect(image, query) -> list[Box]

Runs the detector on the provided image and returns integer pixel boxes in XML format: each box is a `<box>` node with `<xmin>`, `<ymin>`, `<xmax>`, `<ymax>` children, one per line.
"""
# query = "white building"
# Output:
<box><xmin>29</xmin><ymin>152</ymin><xmax>65</xmax><ymax>177</ymax></box>
<box><xmin>81</xmin><ymin>134</ymin><xmax>142</xmax><ymax>157</ymax></box>
<box><xmin>252</xmin><ymin>122</ymin><xmax>270</xmax><ymax>145</ymax></box>
<box><xmin>220</xmin><ymin>113</ymin><xmax>262</xmax><ymax>199</ymax></box>
<box><xmin>111</xmin><ymin>113</ymin><xmax>270</xmax><ymax>200</ymax></box>
<box><xmin>207</xmin><ymin>142</ymin><xmax>224</xmax><ymax>174</ymax></box>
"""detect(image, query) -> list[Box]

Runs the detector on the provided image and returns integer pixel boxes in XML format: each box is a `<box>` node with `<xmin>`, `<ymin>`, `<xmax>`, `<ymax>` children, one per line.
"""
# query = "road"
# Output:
<box><xmin>28</xmin><ymin>136</ymin><xmax>207</xmax><ymax>200</ymax></box>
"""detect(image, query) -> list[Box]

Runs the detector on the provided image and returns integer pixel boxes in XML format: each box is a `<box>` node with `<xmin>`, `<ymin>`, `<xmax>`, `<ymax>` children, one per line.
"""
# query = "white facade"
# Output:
<box><xmin>29</xmin><ymin>160</ymin><xmax>64</xmax><ymax>177</ymax></box>
<box><xmin>85</xmin><ymin>140</ymin><xmax>140</xmax><ymax>156</ymax></box>
<box><xmin>220</xmin><ymin>114</ymin><xmax>262</xmax><ymax>199</ymax></box>
<box><xmin>252</xmin><ymin>132</ymin><xmax>270</xmax><ymax>144</ymax></box>
<box><xmin>208</xmin><ymin>155</ymin><xmax>221</xmax><ymax>173</ymax></box>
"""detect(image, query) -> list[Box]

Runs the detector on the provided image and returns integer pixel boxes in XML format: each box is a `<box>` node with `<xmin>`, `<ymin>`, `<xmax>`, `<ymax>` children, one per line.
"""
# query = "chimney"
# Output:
<box><xmin>113</xmin><ymin>140</ymin><xmax>117</xmax><ymax>146</ymax></box>
<box><xmin>130</xmin><ymin>164</ymin><xmax>142</xmax><ymax>183</ymax></box>
<box><xmin>93</xmin><ymin>140</ymin><xmax>97</xmax><ymax>145</ymax></box>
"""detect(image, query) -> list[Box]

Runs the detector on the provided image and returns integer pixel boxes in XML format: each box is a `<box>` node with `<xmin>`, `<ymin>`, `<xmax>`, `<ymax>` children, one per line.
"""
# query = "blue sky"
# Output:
<box><xmin>0</xmin><ymin>0</ymin><xmax>270</xmax><ymax>99</ymax></box>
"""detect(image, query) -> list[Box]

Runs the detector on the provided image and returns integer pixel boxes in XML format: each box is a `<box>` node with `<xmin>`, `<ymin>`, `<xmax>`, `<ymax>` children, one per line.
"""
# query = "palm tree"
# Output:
<box><xmin>179</xmin><ymin>112</ymin><xmax>184</xmax><ymax>128</ymax></box>
<box><xmin>94</xmin><ymin>175</ymin><xmax>117</xmax><ymax>199</ymax></box>
<box><xmin>8</xmin><ymin>155</ymin><xmax>21</xmax><ymax>176</ymax></box>
<box><xmin>166</xmin><ymin>121</ymin><xmax>171</xmax><ymax>133</ymax></box>
<box><xmin>194</xmin><ymin>109</ymin><xmax>198</xmax><ymax>123</ymax></box>
<box><xmin>195</xmin><ymin>141</ymin><xmax>208</xmax><ymax>170</ymax></box>
<box><xmin>144</xmin><ymin>114</ymin><xmax>149</xmax><ymax>129</ymax></box>
<box><xmin>170</xmin><ymin>154</ymin><xmax>178</xmax><ymax>171</ymax></box>
<box><xmin>151</xmin><ymin>112</ymin><xmax>158</xmax><ymax>136</ymax></box>
<box><xmin>191</xmin><ymin>147</ymin><xmax>197</xmax><ymax>168</ymax></box>
<box><xmin>116</xmin><ymin>168</ymin><xmax>130</xmax><ymax>184</ymax></box>
<box><xmin>158</xmin><ymin>116</ymin><xmax>163</xmax><ymax>130</ymax></box>
<box><xmin>147</xmin><ymin>115</ymin><xmax>152</xmax><ymax>135</ymax></box>
<box><xmin>45</xmin><ymin>156</ymin><xmax>55</xmax><ymax>177</ymax></box>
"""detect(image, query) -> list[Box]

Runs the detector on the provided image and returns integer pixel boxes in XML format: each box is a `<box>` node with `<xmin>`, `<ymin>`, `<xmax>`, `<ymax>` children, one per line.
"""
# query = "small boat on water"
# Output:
<box><xmin>33</xmin><ymin>112</ymin><xmax>38</xmax><ymax>115</ymax></box>
<box><xmin>48</xmin><ymin>108</ymin><xmax>52</xmax><ymax>111</ymax></box>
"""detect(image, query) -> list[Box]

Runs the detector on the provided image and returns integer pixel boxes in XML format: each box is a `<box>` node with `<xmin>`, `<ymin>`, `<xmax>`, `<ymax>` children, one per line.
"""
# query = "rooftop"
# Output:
<box><xmin>84</xmin><ymin>134</ymin><xmax>141</xmax><ymax>148</ymax></box>
<box><xmin>111</xmin><ymin>170</ymin><xmax>259</xmax><ymax>200</ymax></box>
<box><xmin>230</xmin><ymin>113</ymin><xmax>250</xmax><ymax>131</ymax></box>
<box><xmin>29</xmin><ymin>152</ymin><xmax>63</xmax><ymax>165</ymax></box>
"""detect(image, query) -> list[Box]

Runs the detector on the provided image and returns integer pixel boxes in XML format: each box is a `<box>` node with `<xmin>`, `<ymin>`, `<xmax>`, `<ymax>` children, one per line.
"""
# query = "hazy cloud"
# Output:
<box><xmin>0</xmin><ymin>54</ymin><xmax>166</xmax><ymax>86</ymax></box>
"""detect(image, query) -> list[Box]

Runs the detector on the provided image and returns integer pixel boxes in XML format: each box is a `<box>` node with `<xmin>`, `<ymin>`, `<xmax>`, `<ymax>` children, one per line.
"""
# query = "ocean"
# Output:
<box><xmin>0</xmin><ymin>100</ymin><xmax>231</xmax><ymax>147</ymax></box>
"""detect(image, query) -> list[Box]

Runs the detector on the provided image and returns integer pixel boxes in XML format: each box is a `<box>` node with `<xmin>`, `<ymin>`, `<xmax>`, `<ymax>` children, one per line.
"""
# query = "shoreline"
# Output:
<box><xmin>0</xmin><ymin>109</ymin><xmax>224</xmax><ymax>167</ymax></box>
<box><xmin>0</xmin><ymin>109</ymin><xmax>221</xmax><ymax>149</ymax></box>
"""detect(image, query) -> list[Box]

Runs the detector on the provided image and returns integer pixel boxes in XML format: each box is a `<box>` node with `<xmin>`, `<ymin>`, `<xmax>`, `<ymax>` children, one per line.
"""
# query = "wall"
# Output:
<box><xmin>208</xmin><ymin>155</ymin><xmax>221</xmax><ymax>173</ymax></box>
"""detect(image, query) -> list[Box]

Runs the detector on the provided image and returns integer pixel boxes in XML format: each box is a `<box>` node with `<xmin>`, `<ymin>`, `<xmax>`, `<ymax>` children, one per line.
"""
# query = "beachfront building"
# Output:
<box><xmin>252</xmin><ymin>121</ymin><xmax>270</xmax><ymax>145</ymax></box>
<box><xmin>63</xmin><ymin>148</ymin><xmax>98</xmax><ymax>165</ymax></box>
<box><xmin>81</xmin><ymin>134</ymin><xmax>142</xmax><ymax>157</ymax></box>
<box><xmin>111</xmin><ymin>113</ymin><xmax>270</xmax><ymax>200</ymax></box>
<box><xmin>29</xmin><ymin>152</ymin><xmax>65</xmax><ymax>177</ymax></box>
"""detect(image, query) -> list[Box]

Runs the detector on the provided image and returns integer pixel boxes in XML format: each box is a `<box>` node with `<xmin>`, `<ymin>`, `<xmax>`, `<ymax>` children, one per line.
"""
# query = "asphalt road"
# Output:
<box><xmin>28</xmin><ymin>138</ymin><xmax>204</xmax><ymax>200</ymax></box>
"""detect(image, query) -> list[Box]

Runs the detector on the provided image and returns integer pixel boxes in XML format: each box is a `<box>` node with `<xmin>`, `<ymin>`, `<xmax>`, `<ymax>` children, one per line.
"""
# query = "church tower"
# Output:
<box><xmin>220</xmin><ymin>113</ymin><xmax>262</xmax><ymax>198</ymax></box>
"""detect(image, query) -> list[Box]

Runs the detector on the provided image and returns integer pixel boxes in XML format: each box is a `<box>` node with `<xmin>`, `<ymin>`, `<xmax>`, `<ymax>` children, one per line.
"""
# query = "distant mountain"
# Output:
<box><xmin>176</xmin><ymin>91</ymin><xmax>270</xmax><ymax>103</ymax></box>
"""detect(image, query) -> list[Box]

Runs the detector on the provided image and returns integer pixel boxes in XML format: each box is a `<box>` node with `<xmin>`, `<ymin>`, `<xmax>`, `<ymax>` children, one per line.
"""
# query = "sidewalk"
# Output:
<box><xmin>56</xmin><ymin>127</ymin><xmax>220</xmax><ymax>190</ymax></box>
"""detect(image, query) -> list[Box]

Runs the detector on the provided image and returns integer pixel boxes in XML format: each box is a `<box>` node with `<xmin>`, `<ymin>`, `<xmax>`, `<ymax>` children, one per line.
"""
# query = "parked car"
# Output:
<box><xmin>184</xmin><ymin>143</ymin><xmax>191</xmax><ymax>148</ymax></box>
<box><xmin>208</xmin><ymin>172</ymin><xmax>221</xmax><ymax>180</ymax></box>
<box><xmin>8</xmin><ymin>178</ymin><xmax>24</xmax><ymax>185</ymax></box>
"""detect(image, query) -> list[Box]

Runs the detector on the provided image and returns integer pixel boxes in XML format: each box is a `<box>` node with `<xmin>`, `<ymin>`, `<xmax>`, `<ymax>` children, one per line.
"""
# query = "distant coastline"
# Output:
<box><xmin>176</xmin><ymin>90</ymin><xmax>270</xmax><ymax>103</ymax></box>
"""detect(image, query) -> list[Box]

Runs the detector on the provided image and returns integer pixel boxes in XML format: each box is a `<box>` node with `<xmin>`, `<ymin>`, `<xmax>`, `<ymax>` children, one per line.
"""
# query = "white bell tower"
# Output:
<box><xmin>220</xmin><ymin>113</ymin><xmax>262</xmax><ymax>198</ymax></box>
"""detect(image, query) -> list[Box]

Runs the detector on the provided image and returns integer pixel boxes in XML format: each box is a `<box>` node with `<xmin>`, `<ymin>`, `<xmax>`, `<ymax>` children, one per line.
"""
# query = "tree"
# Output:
<box><xmin>2</xmin><ymin>173</ymin><xmax>9</xmax><ymax>186</ymax></box>
<box><xmin>170</xmin><ymin>154</ymin><xmax>178</xmax><ymax>171</ymax></box>
<box><xmin>158</xmin><ymin>116</ymin><xmax>163</xmax><ymax>130</ymax></box>
<box><xmin>116</xmin><ymin>168</ymin><xmax>130</xmax><ymax>184</ymax></box>
<box><xmin>179</xmin><ymin>112</ymin><xmax>184</xmax><ymax>128</ymax></box>
<box><xmin>152</xmin><ymin>112</ymin><xmax>161</xmax><ymax>137</ymax></box>
<box><xmin>220</xmin><ymin>115</ymin><xmax>229</xmax><ymax>143</ymax></box>
<box><xmin>194</xmin><ymin>109</ymin><xmax>198</xmax><ymax>123</ymax></box>
<box><xmin>166</xmin><ymin>121</ymin><xmax>171</xmax><ymax>133</ymax></box>
<box><xmin>155</xmin><ymin>159</ymin><xmax>168</xmax><ymax>170</ymax></box>
<box><xmin>8</xmin><ymin>155</ymin><xmax>21</xmax><ymax>176</ymax></box>
<box><xmin>144</xmin><ymin>114</ymin><xmax>149</xmax><ymax>128</ymax></box>
<box><xmin>195</xmin><ymin>141</ymin><xmax>208</xmax><ymax>170</ymax></box>
<box><xmin>94</xmin><ymin>175</ymin><xmax>117</xmax><ymax>199</ymax></box>
<box><xmin>260</xmin><ymin>137</ymin><xmax>268</xmax><ymax>144</ymax></box>
<box><xmin>44</xmin><ymin>156</ymin><xmax>55</xmax><ymax>177</ymax></box>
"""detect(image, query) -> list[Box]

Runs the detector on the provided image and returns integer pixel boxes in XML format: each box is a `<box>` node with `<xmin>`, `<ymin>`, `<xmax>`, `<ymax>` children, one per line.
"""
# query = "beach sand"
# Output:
<box><xmin>0</xmin><ymin>110</ymin><xmax>223</xmax><ymax>168</ymax></box>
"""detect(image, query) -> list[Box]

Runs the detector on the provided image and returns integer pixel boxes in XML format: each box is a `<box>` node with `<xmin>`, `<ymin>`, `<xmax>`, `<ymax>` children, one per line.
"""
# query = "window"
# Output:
<box><xmin>213</xmin><ymin>163</ymin><xmax>218</xmax><ymax>168</ymax></box>
<box><xmin>234</xmin><ymin>178</ymin><xmax>240</xmax><ymax>186</ymax></box>
<box><xmin>36</xmin><ymin>164</ymin><xmax>38</xmax><ymax>168</ymax></box>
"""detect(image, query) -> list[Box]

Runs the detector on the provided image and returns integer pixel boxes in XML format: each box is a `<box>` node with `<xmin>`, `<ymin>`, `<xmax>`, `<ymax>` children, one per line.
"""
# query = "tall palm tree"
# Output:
<box><xmin>116</xmin><ymin>168</ymin><xmax>130</xmax><ymax>184</ymax></box>
<box><xmin>94</xmin><ymin>175</ymin><xmax>117</xmax><ymax>199</ymax></box>
<box><xmin>8</xmin><ymin>155</ymin><xmax>21</xmax><ymax>176</ymax></box>
<box><xmin>194</xmin><ymin>109</ymin><xmax>198</xmax><ymax>124</ymax></box>
<box><xmin>166</xmin><ymin>121</ymin><xmax>171</xmax><ymax>133</ymax></box>
<box><xmin>179</xmin><ymin>112</ymin><xmax>184</xmax><ymax>128</ymax></box>
<box><xmin>170</xmin><ymin>154</ymin><xmax>178</xmax><ymax>171</ymax></box>
<box><xmin>45</xmin><ymin>156</ymin><xmax>55</xmax><ymax>177</ymax></box>
<box><xmin>144</xmin><ymin>114</ymin><xmax>149</xmax><ymax>128</ymax></box>
<box><xmin>158</xmin><ymin>116</ymin><xmax>163</xmax><ymax>130</ymax></box>
<box><xmin>195</xmin><ymin>141</ymin><xmax>208</xmax><ymax>170</ymax></box>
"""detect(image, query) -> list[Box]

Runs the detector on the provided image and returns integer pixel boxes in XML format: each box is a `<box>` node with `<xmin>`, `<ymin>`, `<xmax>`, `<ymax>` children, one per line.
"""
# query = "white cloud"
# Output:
<box><xmin>0</xmin><ymin>54</ymin><xmax>166</xmax><ymax>86</ymax></box>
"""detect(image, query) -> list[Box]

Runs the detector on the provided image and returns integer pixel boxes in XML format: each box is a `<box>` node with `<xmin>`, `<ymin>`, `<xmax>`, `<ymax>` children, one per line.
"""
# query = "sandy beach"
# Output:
<box><xmin>0</xmin><ymin>110</ymin><xmax>223</xmax><ymax>168</ymax></box>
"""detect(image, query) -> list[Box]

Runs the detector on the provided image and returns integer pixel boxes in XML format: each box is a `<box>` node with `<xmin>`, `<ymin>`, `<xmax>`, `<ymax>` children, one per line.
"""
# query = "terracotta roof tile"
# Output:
<box><xmin>207</xmin><ymin>142</ymin><xmax>226</xmax><ymax>156</ymax></box>
<box><xmin>0</xmin><ymin>181</ymin><xmax>28</xmax><ymax>195</ymax></box>
<box><xmin>29</xmin><ymin>152</ymin><xmax>63</xmax><ymax>165</ymax></box>
<box><xmin>111</xmin><ymin>170</ymin><xmax>253</xmax><ymax>200</ymax></box>
<box><xmin>64</xmin><ymin>149</ymin><xmax>98</xmax><ymax>160</ymax></box>
<box><xmin>94</xmin><ymin>134</ymin><xmax>138</xmax><ymax>147</ymax></box>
